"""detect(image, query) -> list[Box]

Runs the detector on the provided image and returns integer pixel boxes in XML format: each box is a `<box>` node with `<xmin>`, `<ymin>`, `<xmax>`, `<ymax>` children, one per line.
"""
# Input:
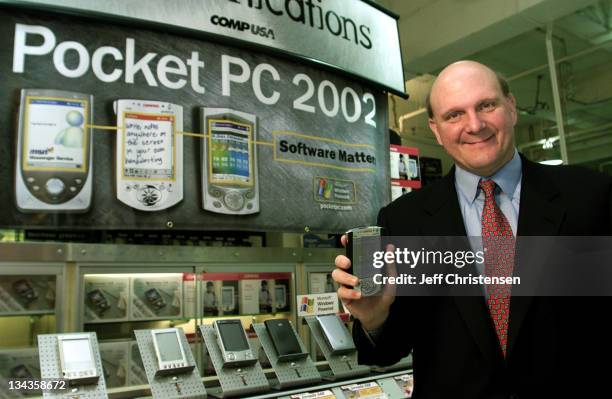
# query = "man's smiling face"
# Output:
<box><xmin>428</xmin><ymin>61</ymin><xmax>518</xmax><ymax>177</ymax></box>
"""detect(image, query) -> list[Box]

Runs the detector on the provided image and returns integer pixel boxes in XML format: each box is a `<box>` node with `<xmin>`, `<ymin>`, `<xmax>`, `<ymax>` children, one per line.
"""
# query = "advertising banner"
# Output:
<box><xmin>83</xmin><ymin>275</ymin><xmax>129</xmax><ymax>323</ymax></box>
<box><xmin>0</xmin><ymin>7</ymin><xmax>389</xmax><ymax>233</ymax></box>
<box><xmin>5</xmin><ymin>0</ymin><xmax>406</xmax><ymax>95</ymax></box>
<box><xmin>0</xmin><ymin>275</ymin><xmax>56</xmax><ymax>315</ymax></box>
<box><xmin>0</xmin><ymin>348</ymin><xmax>42</xmax><ymax>397</ymax></box>
<box><xmin>296</xmin><ymin>293</ymin><xmax>339</xmax><ymax>316</ymax></box>
<box><xmin>390</xmin><ymin>144</ymin><xmax>421</xmax><ymax>201</ymax></box>
<box><xmin>202</xmin><ymin>272</ymin><xmax>291</xmax><ymax>315</ymax></box>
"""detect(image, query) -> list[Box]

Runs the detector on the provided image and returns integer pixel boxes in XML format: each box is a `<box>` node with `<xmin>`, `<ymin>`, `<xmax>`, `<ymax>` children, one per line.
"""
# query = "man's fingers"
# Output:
<box><xmin>341</xmin><ymin>234</ymin><xmax>348</xmax><ymax>247</ymax></box>
<box><xmin>332</xmin><ymin>268</ymin><xmax>359</xmax><ymax>287</ymax></box>
<box><xmin>337</xmin><ymin>285</ymin><xmax>361</xmax><ymax>300</ymax></box>
<box><xmin>335</xmin><ymin>254</ymin><xmax>352</xmax><ymax>270</ymax></box>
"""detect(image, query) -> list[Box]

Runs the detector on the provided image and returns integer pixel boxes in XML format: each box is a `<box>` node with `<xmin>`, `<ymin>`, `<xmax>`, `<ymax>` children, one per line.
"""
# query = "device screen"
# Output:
<box><xmin>146</xmin><ymin>288</ymin><xmax>162</xmax><ymax>301</ymax></box>
<box><xmin>155</xmin><ymin>331</ymin><xmax>183</xmax><ymax>362</ymax></box>
<box><xmin>408</xmin><ymin>158</ymin><xmax>419</xmax><ymax>178</ymax></box>
<box><xmin>60</xmin><ymin>338</ymin><xmax>95</xmax><ymax>372</ymax></box>
<box><xmin>208</xmin><ymin>120</ymin><xmax>252</xmax><ymax>186</ymax></box>
<box><xmin>122</xmin><ymin>112</ymin><xmax>175</xmax><ymax>181</ymax></box>
<box><xmin>222</xmin><ymin>287</ymin><xmax>234</xmax><ymax>307</ymax></box>
<box><xmin>350</xmin><ymin>229</ymin><xmax>382</xmax><ymax>281</ymax></box>
<box><xmin>275</xmin><ymin>286</ymin><xmax>285</xmax><ymax>306</ymax></box>
<box><xmin>23</xmin><ymin>96</ymin><xmax>88</xmax><ymax>172</ymax></box>
<box><xmin>88</xmin><ymin>289</ymin><xmax>104</xmax><ymax>301</ymax></box>
<box><xmin>317</xmin><ymin>314</ymin><xmax>355</xmax><ymax>352</ymax></box>
<box><xmin>318</xmin><ymin>314</ymin><xmax>342</xmax><ymax>335</ymax></box>
<box><xmin>218</xmin><ymin>321</ymin><xmax>249</xmax><ymax>351</ymax></box>
<box><xmin>265</xmin><ymin>319</ymin><xmax>302</xmax><ymax>356</ymax></box>
<box><xmin>13</xmin><ymin>279</ymin><xmax>36</xmax><ymax>299</ymax></box>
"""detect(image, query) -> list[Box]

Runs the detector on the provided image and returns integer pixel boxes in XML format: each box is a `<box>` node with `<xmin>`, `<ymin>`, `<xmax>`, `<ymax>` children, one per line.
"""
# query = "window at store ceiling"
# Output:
<box><xmin>386</xmin><ymin>1</ymin><xmax>612</xmax><ymax>175</ymax></box>
<box><xmin>550</xmin><ymin>0</ymin><xmax>612</xmax><ymax>174</ymax></box>
<box><xmin>434</xmin><ymin>0</ymin><xmax>612</xmax><ymax>174</ymax></box>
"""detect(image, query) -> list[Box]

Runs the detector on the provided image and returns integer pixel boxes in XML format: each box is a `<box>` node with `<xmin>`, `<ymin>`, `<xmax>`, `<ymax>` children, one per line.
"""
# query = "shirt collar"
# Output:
<box><xmin>455</xmin><ymin>149</ymin><xmax>522</xmax><ymax>203</ymax></box>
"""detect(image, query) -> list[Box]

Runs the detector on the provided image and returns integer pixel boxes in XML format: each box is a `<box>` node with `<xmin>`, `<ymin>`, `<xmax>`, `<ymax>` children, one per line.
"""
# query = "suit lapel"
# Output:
<box><xmin>516</xmin><ymin>157</ymin><xmax>566</xmax><ymax>236</ymax></box>
<box><xmin>507</xmin><ymin>157</ymin><xmax>566</xmax><ymax>356</ymax></box>
<box><xmin>420</xmin><ymin>159</ymin><xmax>568</xmax><ymax>362</ymax></box>
<box><xmin>421</xmin><ymin>169</ymin><xmax>466</xmax><ymax>236</ymax></box>
<box><xmin>421</xmin><ymin>169</ymin><xmax>503</xmax><ymax>364</ymax></box>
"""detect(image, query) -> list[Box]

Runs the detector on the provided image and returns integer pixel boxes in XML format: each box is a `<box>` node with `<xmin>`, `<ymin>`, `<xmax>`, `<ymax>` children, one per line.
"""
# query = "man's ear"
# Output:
<box><xmin>507</xmin><ymin>93</ymin><xmax>518</xmax><ymax>125</ymax></box>
<box><xmin>429</xmin><ymin>118</ymin><xmax>444</xmax><ymax>145</ymax></box>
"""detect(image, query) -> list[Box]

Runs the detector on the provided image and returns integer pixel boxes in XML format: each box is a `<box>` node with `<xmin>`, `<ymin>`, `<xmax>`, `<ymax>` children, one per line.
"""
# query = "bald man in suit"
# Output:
<box><xmin>333</xmin><ymin>61</ymin><xmax>612</xmax><ymax>399</ymax></box>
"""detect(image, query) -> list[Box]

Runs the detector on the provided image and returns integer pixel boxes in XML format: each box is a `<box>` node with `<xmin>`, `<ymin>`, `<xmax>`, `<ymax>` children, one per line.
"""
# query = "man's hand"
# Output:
<box><xmin>332</xmin><ymin>235</ymin><xmax>396</xmax><ymax>331</ymax></box>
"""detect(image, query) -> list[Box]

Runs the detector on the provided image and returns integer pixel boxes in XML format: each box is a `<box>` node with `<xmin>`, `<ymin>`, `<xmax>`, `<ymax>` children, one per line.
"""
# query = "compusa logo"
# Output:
<box><xmin>210</xmin><ymin>15</ymin><xmax>275</xmax><ymax>40</ymax></box>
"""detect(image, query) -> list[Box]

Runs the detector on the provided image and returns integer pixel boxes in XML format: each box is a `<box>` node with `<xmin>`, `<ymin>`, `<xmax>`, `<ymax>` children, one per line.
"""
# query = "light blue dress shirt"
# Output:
<box><xmin>454</xmin><ymin>149</ymin><xmax>522</xmax><ymax>287</ymax></box>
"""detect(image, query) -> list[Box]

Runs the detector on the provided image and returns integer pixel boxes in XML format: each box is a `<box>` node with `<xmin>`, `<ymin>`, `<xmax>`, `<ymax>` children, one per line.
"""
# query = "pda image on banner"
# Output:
<box><xmin>114</xmin><ymin>99</ymin><xmax>184</xmax><ymax>211</ymax></box>
<box><xmin>0</xmin><ymin>275</ymin><xmax>56</xmax><ymax>315</ymax></box>
<box><xmin>221</xmin><ymin>284</ymin><xmax>238</xmax><ymax>314</ymax></box>
<box><xmin>0</xmin><ymin>347</ymin><xmax>41</xmax><ymax>396</ymax></box>
<box><xmin>131</xmin><ymin>275</ymin><xmax>183</xmax><ymax>320</ymax></box>
<box><xmin>201</xmin><ymin>108</ymin><xmax>259</xmax><ymax>215</ymax></box>
<box><xmin>15</xmin><ymin>89</ymin><xmax>93</xmax><ymax>212</ymax></box>
<box><xmin>83</xmin><ymin>275</ymin><xmax>129</xmax><ymax>323</ymax></box>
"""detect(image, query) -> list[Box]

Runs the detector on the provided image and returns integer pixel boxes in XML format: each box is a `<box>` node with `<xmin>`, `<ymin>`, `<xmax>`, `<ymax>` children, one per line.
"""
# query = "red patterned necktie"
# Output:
<box><xmin>479</xmin><ymin>179</ymin><xmax>515</xmax><ymax>357</ymax></box>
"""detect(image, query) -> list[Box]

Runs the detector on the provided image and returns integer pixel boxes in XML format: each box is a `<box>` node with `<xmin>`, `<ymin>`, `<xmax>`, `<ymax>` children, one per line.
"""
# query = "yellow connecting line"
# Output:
<box><xmin>86</xmin><ymin>124</ymin><xmax>275</xmax><ymax>146</ymax></box>
<box><xmin>85</xmin><ymin>124</ymin><xmax>374</xmax><ymax>172</ymax></box>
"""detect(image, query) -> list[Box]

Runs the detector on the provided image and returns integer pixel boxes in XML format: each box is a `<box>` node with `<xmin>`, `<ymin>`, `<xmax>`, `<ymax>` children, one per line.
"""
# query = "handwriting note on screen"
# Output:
<box><xmin>123</xmin><ymin>113</ymin><xmax>174</xmax><ymax>179</ymax></box>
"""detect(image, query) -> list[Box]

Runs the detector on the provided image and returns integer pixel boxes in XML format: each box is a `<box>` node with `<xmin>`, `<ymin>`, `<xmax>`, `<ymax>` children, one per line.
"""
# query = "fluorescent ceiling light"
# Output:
<box><xmin>542</xmin><ymin>137</ymin><xmax>558</xmax><ymax>149</ymax></box>
<box><xmin>539</xmin><ymin>159</ymin><xmax>563</xmax><ymax>166</ymax></box>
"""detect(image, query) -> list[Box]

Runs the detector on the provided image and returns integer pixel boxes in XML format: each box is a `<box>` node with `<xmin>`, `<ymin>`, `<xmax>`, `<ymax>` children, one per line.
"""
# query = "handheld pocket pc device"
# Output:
<box><xmin>264</xmin><ymin>318</ymin><xmax>308</xmax><ymax>362</ymax></box>
<box><xmin>201</xmin><ymin>108</ymin><xmax>259</xmax><ymax>215</ymax></box>
<box><xmin>87</xmin><ymin>289</ymin><xmax>111</xmax><ymax>315</ymax></box>
<box><xmin>114</xmin><ymin>100</ymin><xmax>183</xmax><ymax>211</ymax></box>
<box><xmin>274</xmin><ymin>285</ymin><xmax>286</xmax><ymax>309</ymax></box>
<box><xmin>221</xmin><ymin>286</ymin><xmax>235</xmax><ymax>312</ymax></box>
<box><xmin>12</xmin><ymin>279</ymin><xmax>38</xmax><ymax>303</ymax></box>
<box><xmin>145</xmin><ymin>288</ymin><xmax>166</xmax><ymax>310</ymax></box>
<box><xmin>15</xmin><ymin>89</ymin><xmax>93</xmax><ymax>212</ymax></box>
<box><xmin>408</xmin><ymin>158</ymin><xmax>419</xmax><ymax>179</ymax></box>
<box><xmin>346</xmin><ymin>226</ymin><xmax>384</xmax><ymax>296</ymax></box>
<box><xmin>10</xmin><ymin>364</ymin><xmax>34</xmax><ymax>379</ymax></box>
<box><xmin>57</xmin><ymin>334</ymin><xmax>100</xmax><ymax>385</ymax></box>
<box><xmin>213</xmin><ymin>319</ymin><xmax>256</xmax><ymax>367</ymax></box>
<box><xmin>151</xmin><ymin>328</ymin><xmax>194</xmax><ymax>376</ymax></box>
<box><xmin>316</xmin><ymin>314</ymin><xmax>356</xmax><ymax>355</ymax></box>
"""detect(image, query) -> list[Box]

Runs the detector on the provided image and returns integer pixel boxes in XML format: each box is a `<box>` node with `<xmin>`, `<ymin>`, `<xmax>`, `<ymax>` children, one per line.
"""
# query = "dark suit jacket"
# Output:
<box><xmin>354</xmin><ymin>156</ymin><xmax>612</xmax><ymax>399</ymax></box>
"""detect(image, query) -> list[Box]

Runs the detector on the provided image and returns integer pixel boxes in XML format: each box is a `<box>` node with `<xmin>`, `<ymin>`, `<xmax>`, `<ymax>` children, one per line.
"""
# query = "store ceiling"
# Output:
<box><xmin>377</xmin><ymin>0</ymin><xmax>612</xmax><ymax>172</ymax></box>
